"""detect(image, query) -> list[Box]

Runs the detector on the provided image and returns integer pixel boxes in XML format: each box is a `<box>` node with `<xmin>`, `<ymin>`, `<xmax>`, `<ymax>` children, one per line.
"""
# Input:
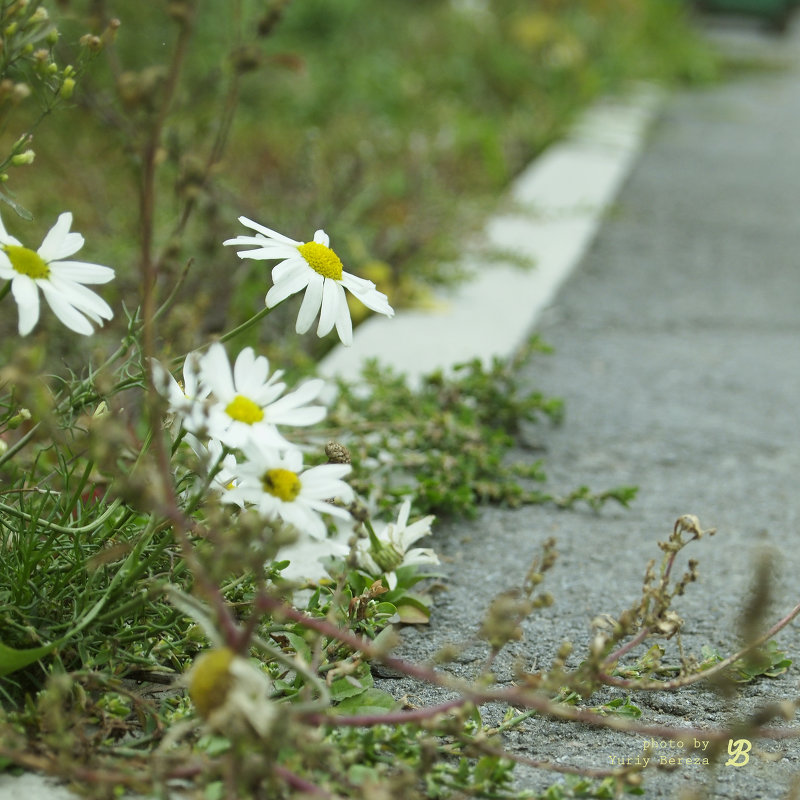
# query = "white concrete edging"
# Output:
<box><xmin>320</xmin><ymin>84</ymin><xmax>664</xmax><ymax>386</ymax></box>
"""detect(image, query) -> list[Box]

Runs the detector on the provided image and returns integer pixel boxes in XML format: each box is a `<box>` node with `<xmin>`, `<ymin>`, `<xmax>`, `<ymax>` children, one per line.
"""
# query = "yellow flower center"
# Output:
<box><xmin>188</xmin><ymin>647</ymin><xmax>235</xmax><ymax>718</ymax></box>
<box><xmin>297</xmin><ymin>241</ymin><xmax>343</xmax><ymax>281</ymax></box>
<box><xmin>4</xmin><ymin>245</ymin><xmax>50</xmax><ymax>279</ymax></box>
<box><xmin>225</xmin><ymin>395</ymin><xmax>264</xmax><ymax>425</ymax></box>
<box><xmin>261</xmin><ymin>468</ymin><xmax>302</xmax><ymax>502</ymax></box>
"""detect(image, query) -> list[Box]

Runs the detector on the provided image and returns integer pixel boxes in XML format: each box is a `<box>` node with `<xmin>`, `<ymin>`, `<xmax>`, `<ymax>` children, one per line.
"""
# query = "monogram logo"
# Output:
<box><xmin>725</xmin><ymin>739</ymin><xmax>751</xmax><ymax>767</ymax></box>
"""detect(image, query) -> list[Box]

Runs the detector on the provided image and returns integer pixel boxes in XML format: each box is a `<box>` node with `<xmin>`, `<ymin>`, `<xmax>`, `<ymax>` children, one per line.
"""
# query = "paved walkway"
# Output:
<box><xmin>380</xmin><ymin>15</ymin><xmax>800</xmax><ymax>800</ymax></box>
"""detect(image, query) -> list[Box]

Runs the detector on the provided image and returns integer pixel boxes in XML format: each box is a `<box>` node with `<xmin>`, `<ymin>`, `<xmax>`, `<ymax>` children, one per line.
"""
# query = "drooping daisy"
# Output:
<box><xmin>199</xmin><ymin>343</ymin><xmax>326</xmax><ymax>451</ymax></box>
<box><xmin>187</xmin><ymin>647</ymin><xmax>277</xmax><ymax>738</ymax></box>
<box><xmin>0</xmin><ymin>212</ymin><xmax>114</xmax><ymax>336</ymax></box>
<box><xmin>222</xmin><ymin>445</ymin><xmax>354</xmax><ymax>540</ymax></box>
<box><xmin>223</xmin><ymin>218</ymin><xmax>394</xmax><ymax>346</ymax></box>
<box><xmin>355</xmin><ymin>499</ymin><xmax>438</xmax><ymax>590</ymax></box>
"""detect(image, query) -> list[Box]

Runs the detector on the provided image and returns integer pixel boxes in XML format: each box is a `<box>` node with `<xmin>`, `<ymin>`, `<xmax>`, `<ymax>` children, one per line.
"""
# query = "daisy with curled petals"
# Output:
<box><xmin>184</xmin><ymin>435</ymin><xmax>240</xmax><ymax>495</ymax></box>
<box><xmin>222</xmin><ymin>445</ymin><xmax>354</xmax><ymax>540</ymax></box>
<box><xmin>355</xmin><ymin>499</ymin><xmax>438</xmax><ymax>590</ymax></box>
<box><xmin>150</xmin><ymin>351</ymin><xmax>209</xmax><ymax>434</ymax></box>
<box><xmin>223</xmin><ymin>218</ymin><xmax>394</xmax><ymax>346</ymax></box>
<box><xmin>199</xmin><ymin>342</ymin><xmax>326</xmax><ymax>451</ymax></box>
<box><xmin>0</xmin><ymin>211</ymin><xmax>114</xmax><ymax>336</ymax></box>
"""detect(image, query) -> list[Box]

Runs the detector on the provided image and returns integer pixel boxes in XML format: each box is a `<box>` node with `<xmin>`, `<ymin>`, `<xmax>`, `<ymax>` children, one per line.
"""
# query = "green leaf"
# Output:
<box><xmin>595</xmin><ymin>696</ymin><xmax>642</xmax><ymax>718</ymax></box>
<box><xmin>0</xmin><ymin>595</ymin><xmax>106</xmax><ymax>678</ymax></box>
<box><xmin>0</xmin><ymin>188</ymin><xmax>32</xmax><ymax>220</ymax></box>
<box><xmin>394</xmin><ymin>594</ymin><xmax>431</xmax><ymax>624</ymax></box>
<box><xmin>330</xmin><ymin>675</ymin><xmax>369</xmax><ymax>702</ymax></box>
<box><xmin>334</xmin><ymin>688</ymin><xmax>399</xmax><ymax>716</ymax></box>
<box><xmin>284</xmin><ymin>631</ymin><xmax>312</xmax><ymax>663</ymax></box>
<box><xmin>729</xmin><ymin>640</ymin><xmax>792</xmax><ymax>683</ymax></box>
<box><xmin>0</xmin><ymin>640</ymin><xmax>60</xmax><ymax>678</ymax></box>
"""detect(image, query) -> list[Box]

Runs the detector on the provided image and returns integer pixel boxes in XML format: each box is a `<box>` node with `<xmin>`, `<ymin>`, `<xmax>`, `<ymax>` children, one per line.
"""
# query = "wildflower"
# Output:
<box><xmin>222</xmin><ymin>445</ymin><xmax>354</xmax><ymax>540</ymax></box>
<box><xmin>184</xmin><ymin>434</ymin><xmax>240</xmax><ymax>495</ymax></box>
<box><xmin>187</xmin><ymin>647</ymin><xmax>277</xmax><ymax>738</ymax></box>
<box><xmin>199</xmin><ymin>343</ymin><xmax>326</xmax><ymax>451</ymax></box>
<box><xmin>150</xmin><ymin>351</ymin><xmax>208</xmax><ymax>433</ymax></box>
<box><xmin>278</xmin><ymin>531</ymin><xmax>351</xmax><ymax>582</ymax></box>
<box><xmin>0</xmin><ymin>212</ymin><xmax>114</xmax><ymax>336</ymax></box>
<box><xmin>355</xmin><ymin>499</ymin><xmax>438</xmax><ymax>590</ymax></box>
<box><xmin>223</xmin><ymin>218</ymin><xmax>394</xmax><ymax>346</ymax></box>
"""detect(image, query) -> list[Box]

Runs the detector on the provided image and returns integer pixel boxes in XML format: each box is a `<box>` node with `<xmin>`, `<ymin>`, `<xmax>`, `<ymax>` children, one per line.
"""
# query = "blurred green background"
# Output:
<box><xmin>1</xmin><ymin>0</ymin><xmax>717</xmax><ymax>369</ymax></box>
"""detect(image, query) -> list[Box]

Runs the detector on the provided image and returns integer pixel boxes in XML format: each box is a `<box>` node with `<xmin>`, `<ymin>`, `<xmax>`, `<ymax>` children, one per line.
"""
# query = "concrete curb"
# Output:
<box><xmin>320</xmin><ymin>84</ymin><xmax>665</xmax><ymax>386</ymax></box>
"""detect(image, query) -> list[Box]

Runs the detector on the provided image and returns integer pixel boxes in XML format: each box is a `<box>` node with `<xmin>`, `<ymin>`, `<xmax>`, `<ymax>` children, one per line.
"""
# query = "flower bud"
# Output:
<box><xmin>7</xmin><ymin>408</ymin><xmax>31</xmax><ymax>429</ymax></box>
<box><xmin>10</xmin><ymin>149</ymin><xmax>34</xmax><ymax>166</ymax></box>
<box><xmin>80</xmin><ymin>34</ymin><xmax>102</xmax><ymax>52</ymax></box>
<box><xmin>12</xmin><ymin>82</ymin><xmax>30</xmax><ymax>101</ymax></box>
<box><xmin>59</xmin><ymin>77</ymin><xmax>75</xmax><ymax>99</ymax></box>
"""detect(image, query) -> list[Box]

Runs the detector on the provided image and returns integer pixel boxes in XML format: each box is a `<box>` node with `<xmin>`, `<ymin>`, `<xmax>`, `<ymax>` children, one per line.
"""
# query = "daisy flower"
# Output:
<box><xmin>184</xmin><ymin>434</ymin><xmax>240</xmax><ymax>495</ymax></box>
<box><xmin>223</xmin><ymin>217</ymin><xmax>394</xmax><ymax>346</ymax></box>
<box><xmin>278</xmin><ymin>531</ymin><xmax>351</xmax><ymax>583</ymax></box>
<box><xmin>150</xmin><ymin>351</ymin><xmax>209</xmax><ymax>434</ymax></box>
<box><xmin>222</xmin><ymin>446</ymin><xmax>354</xmax><ymax>540</ymax></box>
<box><xmin>199</xmin><ymin>343</ymin><xmax>326</xmax><ymax>451</ymax></box>
<box><xmin>0</xmin><ymin>211</ymin><xmax>114</xmax><ymax>336</ymax></box>
<box><xmin>187</xmin><ymin>647</ymin><xmax>277</xmax><ymax>738</ymax></box>
<box><xmin>355</xmin><ymin>499</ymin><xmax>438</xmax><ymax>590</ymax></box>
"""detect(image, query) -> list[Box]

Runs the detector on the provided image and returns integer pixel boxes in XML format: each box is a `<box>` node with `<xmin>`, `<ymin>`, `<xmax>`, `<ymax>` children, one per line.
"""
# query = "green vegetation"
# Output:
<box><xmin>3</xmin><ymin>0</ymin><xmax>718</xmax><ymax>366</ymax></box>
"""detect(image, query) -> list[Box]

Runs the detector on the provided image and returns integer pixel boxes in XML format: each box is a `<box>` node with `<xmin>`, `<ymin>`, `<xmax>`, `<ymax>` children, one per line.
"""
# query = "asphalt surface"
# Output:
<box><xmin>376</xmin><ymin>16</ymin><xmax>800</xmax><ymax>800</ymax></box>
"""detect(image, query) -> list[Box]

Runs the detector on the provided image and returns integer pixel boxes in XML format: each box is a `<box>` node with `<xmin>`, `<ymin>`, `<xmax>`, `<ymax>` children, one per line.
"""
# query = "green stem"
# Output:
<box><xmin>0</xmin><ymin>497</ymin><xmax>123</xmax><ymax>536</ymax></box>
<box><xmin>0</xmin><ymin>280</ymin><xmax>10</xmax><ymax>303</ymax></box>
<box><xmin>0</xmin><ymin>422</ymin><xmax>39</xmax><ymax>468</ymax></box>
<box><xmin>218</xmin><ymin>301</ymin><xmax>280</xmax><ymax>345</ymax></box>
<box><xmin>58</xmin><ymin>460</ymin><xmax>95</xmax><ymax>525</ymax></box>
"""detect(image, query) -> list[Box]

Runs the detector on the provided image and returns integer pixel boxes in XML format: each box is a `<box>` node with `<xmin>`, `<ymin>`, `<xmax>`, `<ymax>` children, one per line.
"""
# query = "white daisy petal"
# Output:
<box><xmin>49</xmin><ymin>260</ymin><xmax>115</xmax><ymax>284</ymax></box>
<box><xmin>236</xmin><ymin>216</ymin><xmax>301</xmax><ymax>246</ymax></box>
<box><xmin>295</xmin><ymin>274</ymin><xmax>324</xmax><ymax>334</ymax></box>
<box><xmin>273</xmin><ymin>256</ymin><xmax>307</xmax><ymax>283</ymax></box>
<box><xmin>45</xmin><ymin>278</ymin><xmax>113</xmax><ymax>321</ymax></box>
<box><xmin>40</xmin><ymin>287</ymin><xmax>94</xmax><ymax>335</ymax></box>
<box><xmin>37</xmin><ymin>212</ymin><xmax>84</xmax><ymax>261</ymax></box>
<box><xmin>265</xmin><ymin>268</ymin><xmax>311</xmax><ymax>308</ymax></box>
<box><xmin>230</xmin><ymin>242</ymin><xmax>300</xmax><ymax>261</ymax></box>
<box><xmin>0</xmin><ymin>251</ymin><xmax>15</xmax><ymax>278</ymax></box>
<box><xmin>0</xmin><ymin>215</ymin><xmax>21</xmax><ymax>247</ymax></box>
<box><xmin>316</xmin><ymin>279</ymin><xmax>343</xmax><ymax>337</ymax></box>
<box><xmin>233</xmin><ymin>348</ymin><xmax>270</xmax><ymax>397</ymax></box>
<box><xmin>341</xmin><ymin>272</ymin><xmax>395</xmax><ymax>316</ymax></box>
<box><xmin>397</xmin><ymin>499</ymin><xmax>411</xmax><ymax>529</ymax></box>
<box><xmin>201</xmin><ymin>343</ymin><xmax>236</xmax><ymax>399</ymax></box>
<box><xmin>11</xmin><ymin>275</ymin><xmax>40</xmax><ymax>336</ymax></box>
<box><xmin>403</xmin><ymin>547</ymin><xmax>440</xmax><ymax>567</ymax></box>
<box><xmin>334</xmin><ymin>300</ymin><xmax>353</xmax><ymax>347</ymax></box>
<box><xmin>282</xmin><ymin>504</ymin><xmax>327</xmax><ymax>540</ymax></box>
